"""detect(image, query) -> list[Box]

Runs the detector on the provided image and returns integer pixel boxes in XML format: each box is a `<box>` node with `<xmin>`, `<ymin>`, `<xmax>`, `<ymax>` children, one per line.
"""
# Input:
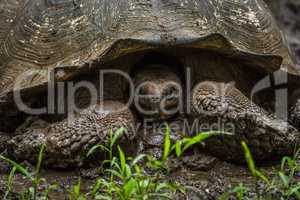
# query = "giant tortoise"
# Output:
<box><xmin>0</xmin><ymin>0</ymin><xmax>300</xmax><ymax>168</ymax></box>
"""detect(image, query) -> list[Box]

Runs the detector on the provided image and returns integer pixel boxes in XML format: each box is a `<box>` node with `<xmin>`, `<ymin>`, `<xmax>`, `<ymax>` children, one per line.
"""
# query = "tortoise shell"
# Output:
<box><xmin>0</xmin><ymin>0</ymin><xmax>297</xmax><ymax>97</ymax></box>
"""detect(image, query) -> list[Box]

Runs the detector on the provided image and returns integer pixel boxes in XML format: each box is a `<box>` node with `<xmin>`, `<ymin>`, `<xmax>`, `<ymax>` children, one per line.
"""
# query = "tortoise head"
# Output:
<box><xmin>133</xmin><ymin>64</ymin><xmax>182</xmax><ymax>120</ymax></box>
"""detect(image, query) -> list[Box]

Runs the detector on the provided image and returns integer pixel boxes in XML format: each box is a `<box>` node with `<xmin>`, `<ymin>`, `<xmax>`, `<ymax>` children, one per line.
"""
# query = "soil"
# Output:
<box><xmin>0</xmin><ymin>155</ymin><xmax>276</xmax><ymax>199</ymax></box>
<box><xmin>0</xmin><ymin>1</ymin><xmax>299</xmax><ymax>199</ymax></box>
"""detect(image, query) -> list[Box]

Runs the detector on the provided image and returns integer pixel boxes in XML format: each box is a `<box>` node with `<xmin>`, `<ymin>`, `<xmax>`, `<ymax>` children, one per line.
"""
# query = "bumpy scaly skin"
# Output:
<box><xmin>0</xmin><ymin>133</ymin><xmax>10</xmax><ymax>153</ymax></box>
<box><xmin>290</xmin><ymin>100</ymin><xmax>300</xmax><ymax>130</ymax></box>
<box><xmin>8</xmin><ymin>101</ymin><xmax>136</xmax><ymax>168</ymax></box>
<box><xmin>191</xmin><ymin>81</ymin><xmax>300</xmax><ymax>162</ymax></box>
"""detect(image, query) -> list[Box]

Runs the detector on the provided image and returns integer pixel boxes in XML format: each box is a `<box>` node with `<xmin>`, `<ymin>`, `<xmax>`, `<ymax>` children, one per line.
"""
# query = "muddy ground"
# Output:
<box><xmin>0</xmin><ymin>0</ymin><xmax>299</xmax><ymax>199</ymax></box>
<box><xmin>0</xmin><ymin>152</ymin><xmax>278</xmax><ymax>199</ymax></box>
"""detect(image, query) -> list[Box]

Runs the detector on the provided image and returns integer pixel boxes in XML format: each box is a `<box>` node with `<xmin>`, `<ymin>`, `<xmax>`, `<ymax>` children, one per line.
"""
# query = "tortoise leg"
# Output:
<box><xmin>0</xmin><ymin>132</ymin><xmax>11</xmax><ymax>153</ymax></box>
<box><xmin>8</xmin><ymin>101</ymin><xmax>136</xmax><ymax>168</ymax></box>
<box><xmin>290</xmin><ymin>100</ymin><xmax>300</xmax><ymax>130</ymax></box>
<box><xmin>190</xmin><ymin>81</ymin><xmax>299</xmax><ymax>162</ymax></box>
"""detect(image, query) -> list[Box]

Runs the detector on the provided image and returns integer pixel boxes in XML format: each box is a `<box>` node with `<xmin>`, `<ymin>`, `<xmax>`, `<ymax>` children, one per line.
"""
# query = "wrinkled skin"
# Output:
<box><xmin>191</xmin><ymin>81</ymin><xmax>299</xmax><ymax>162</ymax></box>
<box><xmin>7</xmin><ymin>66</ymin><xmax>182</xmax><ymax>168</ymax></box>
<box><xmin>2</xmin><ymin>0</ymin><xmax>300</xmax><ymax>168</ymax></box>
<box><xmin>8</xmin><ymin>101</ymin><xmax>136</xmax><ymax>168</ymax></box>
<box><xmin>7</xmin><ymin>59</ymin><xmax>300</xmax><ymax>167</ymax></box>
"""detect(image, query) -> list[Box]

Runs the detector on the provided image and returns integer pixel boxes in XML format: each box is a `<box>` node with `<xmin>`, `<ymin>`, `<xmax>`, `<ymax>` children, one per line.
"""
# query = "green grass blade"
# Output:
<box><xmin>131</xmin><ymin>154</ymin><xmax>146</xmax><ymax>167</ymax></box>
<box><xmin>0</xmin><ymin>156</ymin><xmax>33</xmax><ymax>181</ymax></box>
<box><xmin>289</xmin><ymin>186</ymin><xmax>300</xmax><ymax>199</ymax></box>
<box><xmin>241</xmin><ymin>141</ymin><xmax>256</xmax><ymax>177</ymax></box>
<box><xmin>111</xmin><ymin>128</ymin><xmax>125</xmax><ymax>147</ymax></box>
<box><xmin>105</xmin><ymin>169</ymin><xmax>123</xmax><ymax>179</ymax></box>
<box><xmin>87</xmin><ymin>145</ymin><xmax>110</xmax><ymax>157</ymax></box>
<box><xmin>155</xmin><ymin>182</ymin><xmax>176</xmax><ymax>193</ymax></box>
<box><xmin>278</xmin><ymin>172</ymin><xmax>289</xmax><ymax>188</ymax></box>
<box><xmin>255</xmin><ymin>170</ymin><xmax>270</xmax><ymax>185</ymax></box>
<box><xmin>8</xmin><ymin>166</ymin><xmax>17</xmax><ymax>189</ymax></box>
<box><xmin>28</xmin><ymin>187</ymin><xmax>35</xmax><ymax>199</ymax></box>
<box><xmin>94</xmin><ymin>195</ymin><xmax>113</xmax><ymax>200</ymax></box>
<box><xmin>162</xmin><ymin>124</ymin><xmax>171</xmax><ymax>161</ymax></box>
<box><xmin>294</xmin><ymin>191</ymin><xmax>300</xmax><ymax>200</ymax></box>
<box><xmin>90</xmin><ymin>179</ymin><xmax>103</xmax><ymax>197</ymax></box>
<box><xmin>182</xmin><ymin>131</ymin><xmax>222</xmax><ymax>152</ymax></box>
<box><xmin>232</xmin><ymin>183</ymin><xmax>247</xmax><ymax>200</ymax></box>
<box><xmin>118</xmin><ymin>146</ymin><xmax>126</xmax><ymax>174</ymax></box>
<box><xmin>293</xmin><ymin>148</ymin><xmax>300</xmax><ymax>161</ymax></box>
<box><xmin>123</xmin><ymin>178</ymin><xmax>137</xmax><ymax>199</ymax></box>
<box><xmin>4</xmin><ymin>166</ymin><xmax>17</xmax><ymax>199</ymax></box>
<box><xmin>35</xmin><ymin>144</ymin><xmax>45</xmax><ymax>177</ymax></box>
<box><xmin>73</xmin><ymin>177</ymin><xmax>81</xmax><ymax>199</ymax></box>
<box><xmin>110</xmin><ymin>157</ymin><xmax>120</xmax><ymax>170</ymax></box>
<box><xmin>241</xmin><ymin>141</ymin><xmax>270</xmax><ymax>185</ymax></box>
<box><xmin>125</xmin><ymin>164</ymin><xmax>132</xmax><ymax>178</ymax></box>
<box><xmin>175</xmin><ymin>141</ymin><xmax>182</xmax><ymax>157</ymax></box>
<box><xmin>281</xmin><ymin>156</ymin><xmax>293</xmax><ymax>172</ymax></box>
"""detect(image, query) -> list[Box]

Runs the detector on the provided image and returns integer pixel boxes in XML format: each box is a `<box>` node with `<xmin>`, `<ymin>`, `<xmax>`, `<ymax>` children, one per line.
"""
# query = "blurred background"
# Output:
<box><xmin>266</xmin><ymin>0</ymin><xmax>300</xmax><ymax>69</ymax></box>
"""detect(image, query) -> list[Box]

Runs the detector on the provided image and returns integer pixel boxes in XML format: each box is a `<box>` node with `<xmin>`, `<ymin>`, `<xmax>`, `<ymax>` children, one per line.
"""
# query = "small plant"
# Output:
<box><xmin>171</xmin><ymin>130</ymin><xmax>227</xmax><ymax>158</ymax></box>
<box><xmin>8</xmin><ymin>126</ymin><xmax>299</xmax><ymax>200</ymax></box>
<box><xmin>4</xmin><ymin>166</ymin><xmax>17</xmax><ymax>199</ymax></box>
<box><xmin>220</xmin><ymin>142</ymin><xmax>300</xmax><ymax>200</ymax></box>
<box><xmin>241</xmin><ymin>141</ymin><xmax>270</xmax><ymax>199</ymax></box>
<box><xmin>219</xmin><ymin>183</ymin><xmax>250</xmax><ymax>200</ymax></box>
<box><xmin>67</xmin><ymin>178</ymin><xmax>87</xmax><ymax>200</ymax></box>
<box><xmin>146</xmin><ymin>125</ymin><xmax>225</xmax><ymax>174</ymax></box>
<box><xmin>266</xmin><ymin>147</ymin><xmax>300</xmax><ymax>199</ymax></box>
<box><xmin>86</xmin><ymin>125</ymin><xmax>225</xmax><ymax>200</ymax></box>
<box><xmin>1</xmin><ymin>145</ymin><xmax>58</xmax><ymax>200</ymax></box>
<box><xmin>241</xmin><ymin>141</ymin><xmax>270</xmax><ymax>185</ymax></box>
<box><xmin>87</xmin><ymin>127</ymin><xmax>126</xmax><ymax>165</ymax></box>
<box><xmin>87</xmin><ymin>127</ymin><xmax>181</xmax><ymax>200</ymax></box>
<box><xmin>161</xmin><ymin>124</ymin><xmax>229</xmax><ymax>160</ymax></box>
